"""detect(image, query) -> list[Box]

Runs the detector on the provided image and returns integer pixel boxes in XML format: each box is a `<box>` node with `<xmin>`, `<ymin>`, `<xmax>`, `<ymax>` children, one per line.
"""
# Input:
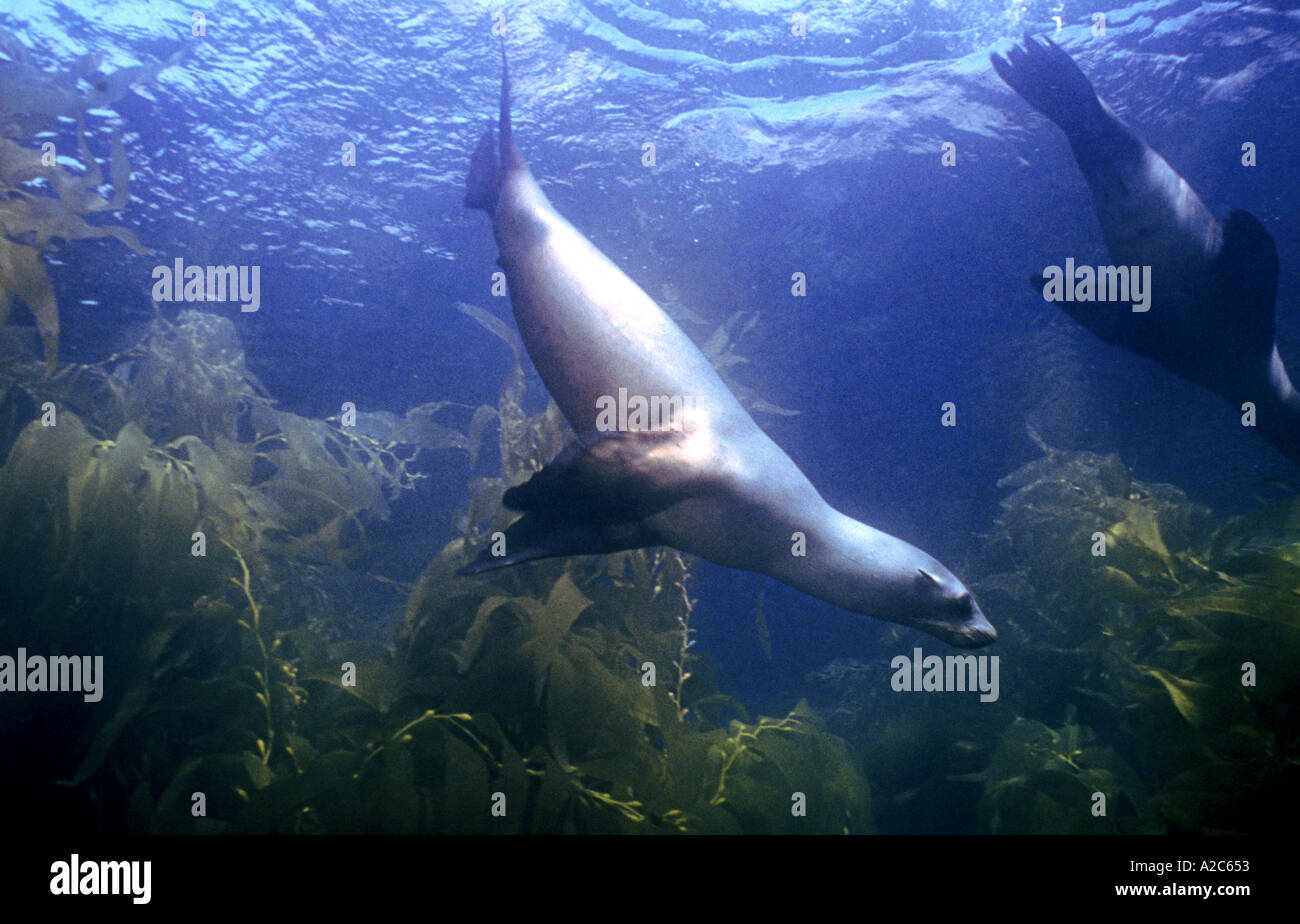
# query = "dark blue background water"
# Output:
<box><xmin>5</xmin><ymin>0</ymin><xmax>1299</xmax><ymax>716</ymax></box>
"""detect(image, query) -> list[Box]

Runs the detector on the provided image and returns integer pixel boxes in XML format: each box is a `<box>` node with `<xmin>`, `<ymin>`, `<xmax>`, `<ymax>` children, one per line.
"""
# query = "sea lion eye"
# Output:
<box><xmin>953</xmin><ymin>592</ymin><xmax>972</xmax><ymax>613</ymax></box>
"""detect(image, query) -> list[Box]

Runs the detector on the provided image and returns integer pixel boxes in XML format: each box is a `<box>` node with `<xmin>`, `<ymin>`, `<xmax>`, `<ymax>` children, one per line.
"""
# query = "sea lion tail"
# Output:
<box><xmin>464</xmin><ymin>43</ymin><xmax>524</xmax><ymax>212</ymax></box>
<box><xmin>990</xmin><ymin>35</ymin><xmax>1107</xmax><ymax>131</ymax></box>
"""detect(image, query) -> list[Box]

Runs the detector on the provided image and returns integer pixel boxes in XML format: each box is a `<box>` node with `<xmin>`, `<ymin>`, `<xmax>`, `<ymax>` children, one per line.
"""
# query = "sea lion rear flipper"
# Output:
<box><xmin>463</xmin><ymin>120</ymin><xmax>498</xmax><ymax>211</ymax></box>
<box><xmin>456</xmin><ymin>429</ymin><xmax>710</xmax><ymax>574</ymax></box>
<box><xmin>1215</xmin><ymin>209</ymin><xmax>1279</xmax><ymax>355</ymax></box>
<box><xmin>464</xmin><ymin>43</ymin><xmax>524</xmax><ymax>213</ymax></box>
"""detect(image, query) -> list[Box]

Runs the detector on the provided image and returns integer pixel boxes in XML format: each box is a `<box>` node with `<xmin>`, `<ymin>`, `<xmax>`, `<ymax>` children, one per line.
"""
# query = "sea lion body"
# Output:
<box><xmin>992</xmin><ymin>37</ymin><xmax>1297</xmax><ymax>459</ymax></box>
<box><xmin>460</xmin><ymin>54</ymin><xmax>995</xmax><ymax>648</ymax></box>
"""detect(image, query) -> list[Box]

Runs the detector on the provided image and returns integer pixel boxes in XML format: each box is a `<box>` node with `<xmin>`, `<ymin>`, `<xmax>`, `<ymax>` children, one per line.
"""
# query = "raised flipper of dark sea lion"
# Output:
<box><xmin>992</xmin><ymin>36</ymin><xmax>1298</xmax><ymax>463</ymax></box>
<box><xmin>458</xmin><ymin>51</ymin><xmax>995</xmax><ymax>648</ymax></box>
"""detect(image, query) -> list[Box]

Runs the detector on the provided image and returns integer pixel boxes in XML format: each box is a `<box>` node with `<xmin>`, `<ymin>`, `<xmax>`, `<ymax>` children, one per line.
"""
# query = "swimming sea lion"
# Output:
<box><xmin>460</xmin><ymin>52</ymin><xmax>995</xmax><ymax>648</ymax></box>
<box><xmin>991</xmin><ymin>36</ymin><xmax>1298</xmax><ymax>463</ymax></box>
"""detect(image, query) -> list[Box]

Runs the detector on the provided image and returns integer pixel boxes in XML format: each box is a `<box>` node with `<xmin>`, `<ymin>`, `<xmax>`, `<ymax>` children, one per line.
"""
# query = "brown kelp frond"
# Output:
<box><xmin>0</xmin><ymin>111</ymin><xmax>150</xmax><ymax>369</ymax></box>
<box><xmin>0</xmin><ymin>304</ymin><xmax>866</xmax><ymax>834</ymax></box>
<box><xmin>699</xmin><ymin>309</ymin><xmax>799</xmax><ymax>418</ymax></box>
<box><xmin>0</xmin><ymin>32</ymin><xmax>168</xmax><ymax>369</ymax></box>
<box><xmin>976</xmin><ymin>715</ymin><xmax>1154</xmax><ymax>834</ymax></box>
<box><xmin>966</xmin><ymin>432</ymin><xmax>1300</xmax><ymax>834</ymax></box>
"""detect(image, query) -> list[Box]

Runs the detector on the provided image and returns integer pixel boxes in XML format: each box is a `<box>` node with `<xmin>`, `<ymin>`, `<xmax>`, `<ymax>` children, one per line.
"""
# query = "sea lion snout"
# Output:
<box><xmin>942</xmin><ymin>602</ymin><xmax>998</xmax><ymax>648</ymax></box>
<box><xmin>910</xmin><ymin>599</ymin><xmax>997</xmax><ymax>649</ymax></box>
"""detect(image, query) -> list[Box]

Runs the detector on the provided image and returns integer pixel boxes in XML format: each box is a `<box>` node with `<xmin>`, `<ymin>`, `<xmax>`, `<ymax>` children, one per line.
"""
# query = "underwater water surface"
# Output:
<box><xmin>0</xmin><ymin>0</ymin><xmax>1298</xmax><ymax>847</ymax></box>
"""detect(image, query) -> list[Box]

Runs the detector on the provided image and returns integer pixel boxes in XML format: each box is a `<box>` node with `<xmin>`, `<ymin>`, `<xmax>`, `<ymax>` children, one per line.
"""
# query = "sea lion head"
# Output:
<box><xmin>896</xmin><ymin>557</ymin><xmax>996</xmax><ymax>649</ymax></box>
<box><xmin>779</xmin><ymin>515</ymin><xmax>997</xmax><ymax>649</ymax></box>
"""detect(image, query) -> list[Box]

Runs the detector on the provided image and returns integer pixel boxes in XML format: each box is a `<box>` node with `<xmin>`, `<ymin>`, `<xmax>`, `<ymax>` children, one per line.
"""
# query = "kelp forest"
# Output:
<box><xmin>1</xmin><ymin>25</ymin><xmax>1297</xmax><ymax>837</ymax></box>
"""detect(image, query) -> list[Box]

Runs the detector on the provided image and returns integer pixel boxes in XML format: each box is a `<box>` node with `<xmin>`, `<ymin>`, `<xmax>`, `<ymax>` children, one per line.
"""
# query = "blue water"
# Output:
<box><xmin>2</xmin><ymin>0</ymin><xmax>1298</xmax><ymax>832</ymax></box>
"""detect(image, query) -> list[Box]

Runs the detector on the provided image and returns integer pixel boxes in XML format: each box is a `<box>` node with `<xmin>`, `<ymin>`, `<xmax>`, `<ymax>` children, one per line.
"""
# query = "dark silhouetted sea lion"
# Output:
<box><xmin>992</xmin><ymin>36</ymin><xmax>1297</xmax><ymax>463</ymax></box>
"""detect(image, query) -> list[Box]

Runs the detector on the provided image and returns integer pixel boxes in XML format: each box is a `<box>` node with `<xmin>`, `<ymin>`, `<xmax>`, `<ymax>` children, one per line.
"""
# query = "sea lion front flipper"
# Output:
<box><xmin>989</xmin><ymin>35</ymin><xmax>1104</xmax><ymax>130</ymax></box>
<box><xmin>990</xmin><ymin>35</ymin><xmax>1144</xmax><ymax>182</ymax></box>
<box><xmin>1214</xmin><ymin>209</ymin><xmax>1279</xmax><ymax>357</ymax></box>
<box><xmin>456</xmin><ymin>429</ymin><xmax>713</xmax><ymax>574</ymax></box>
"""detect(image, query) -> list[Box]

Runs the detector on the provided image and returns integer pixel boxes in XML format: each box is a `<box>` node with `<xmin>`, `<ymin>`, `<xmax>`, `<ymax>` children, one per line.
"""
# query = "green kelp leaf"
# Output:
<box><xmin>981</xmin><ymin>773</ymin><xmax>1107</xmax><ymax>835</ymax></box>
<box><xmin>241</xmin><ymin>751</ymin><xmax>274</xmax><ymax>790</ymax></box>
<box><xmin>0</xmin><ymin>236</ymin><xmax>59</xmax><ymax>370</ymax></box>
<box><xmin>419</xmin><ymin>729</ymin><xmax>494</xmax><ymax>834</ymax></box>
<box><xmin>125</xmin><ymin>312</ymin><xmax>271</xmax><ymax>444</ymax></box>
<box><xmin>150</xmin><ymin>753</ymin><xmax>277</xmax><ymax>833</ymax></box>
<box><xmin>63</xmin><ymin>681</ymin><xmax>152</xmax><ymax>786</ymax></box>
<box><xmin>212</xmin><ymin>433</ymin><xmax>255</xmax><ymax>483</ymax></box>
<box><xmin>0</xmin><ymin>383</ymin><xmax>35</xmax><ymax>463</ymax></box>
<box><xmin>1218</xmin><ymin>548</ymin><xmax>1300</xmax><ymax>586</ymax></box>
<box><xmin>695</xmin><ymin>311</ymin><xmax>799</xmax><ymax>418</ymax></box>
<box><xmin>629</xmin><ymin>547</ymin><xmax>655</xmax><ymax>591</ymax></box>
<box><xmin>1094</xmin><ymin>565</ymin><xmax>1152</xmax><ymax>603</ymax></box>
<box><xmin>152</xmin><ymin>674</ymin><xmax>251</xmax><ymax>720</ymax></box>
<box><xmin>1105</xmin><ymin>501</ymin><xmax>1176</xmax><ymax>577</ymax></box>
<box><xmin>1165</xmin><ymin>588</ymin><xmax>1300</xmax><ymax>632</ymax></box>
<box><xmin>546</xmin><ymin>642</ymin><xmax>658</xmax><ymax>788</ymax></box>
<box><xmin>238</xmin><ymin>406</ymin><xmax>415</xmax><ymax>564</ymax></box>
<box><xmin>232</xmin><ymin>750</ymin><xmax>359</xmax><ymax>834</ymax></box>
<box><xmin>138</xmin><ymin>451</ymin><xmax>200</xmax><ymax>548</ymax></box>
<box><xmin>456</xmin><ymin>301</ymin><xmax>521</xmax><ymax>359</ymax></box>
<box><xmin>66</xmin><ymin>422</ymin><xmax>149</xmax><ymax>536</ymax></box>
<box><xmin>0</xmin><ymin>117</ymin><xmax>151</xmax><ymax>368</ymax></box>
<box><xmin>729</xmin><ymin>382</ymin><xmax>799</xmax><ymax>417</ymax></box>
<box><xmin>516</xmin><ymin>572</ymin><xmax>593</xmax><ymax>702</ymax></box>
<box><xmin>705</xmin><ymin>710</ymin><xmax>865</xmax><ymax>833</ymax></box>
<box><xmin>1074</xmin><ymin>745</ymin><xmax>1149</xmax><ymax>806</ymax></box>
<box><xmin>0</xmin><ymin>411</ymin><xmax>96</xmax><ymax>500</ymax></box>
<box><xmin>1209</xmin><ymin>724</ymin><xmax>1275</xmax><ymax>764</ymax></box>
<box><xmin>256</xmin><ymin>414</ymin><xmax>383</xmax><ymax>520</ymax></box>
<box><xmin>700</xmin><ymin>324</ymin><xmax>730</xmax><ymax>360</ymax></box>
<box><xmin>1024</xmin><ymin>767</ymin><xmax>1095</xmax><ymax>806</ymax></box>
<box><xmin>170</xmin><ymin>434</ymin><xmax>285</xmax><ymax>549</ymax></box>
<box><xmin>7</xmin><ymin>190</ymin><xmax>148</xmax><ymax>254</ymax></box>
<box><xmin>1151</xmin><ymin>637</ymin><xmax>1225</xmax><ymax>657</ymax></box>
<box><xmin>689</xmin><ymin>693</ymin><xmax>751</xmax><ymax>725</ymax></box>
<box><xmin>306</xmin><ymin>651</ymin><xmax>401</xmax><ymax>712</ymax></box>
<box><xmin>541</xmin><ymin>571</ymin><xmax>596</xmax><ymax>630</ymax></box>
<box><xmin>455</xmin><ymin>595</ymin><xmax>517</xmax><ymax>674</ymax></box>
<box><xmin>1154</xmin><ymin>762</ymin><xmax>1258</xmax><ymax>833</ymax></box>
<box><xmin>169</xmin><ymin>435</ymin><xmax>244</xmax><ymax>512</ymax></box>
<box><xmin>982</xmin><ymin>717</ymin><xmax>1061</xmax><ymax>781</ymax></box>
<box><xmin>367</xmin><ymin>744</ymin><xmax>425</xmax><ymax>834</ymax></box>
<box><xmin>104</xmin><ymin>132</ymin><xmax>132</xmax><ymax>211</ymax></box>
<box><xmin>465</xmin><ymin>403</ymin><xmax>497</xmax><ymax>467</ymax></box>
<box><xmin>388</xmin><ymin>401</ymin><xmax>470</xmax><ymax>452</ymax></box>
<box><xmin>1132</xmin><ymin>665</ymin><xmax>1214</xmax><ymax>728</ymax></box>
